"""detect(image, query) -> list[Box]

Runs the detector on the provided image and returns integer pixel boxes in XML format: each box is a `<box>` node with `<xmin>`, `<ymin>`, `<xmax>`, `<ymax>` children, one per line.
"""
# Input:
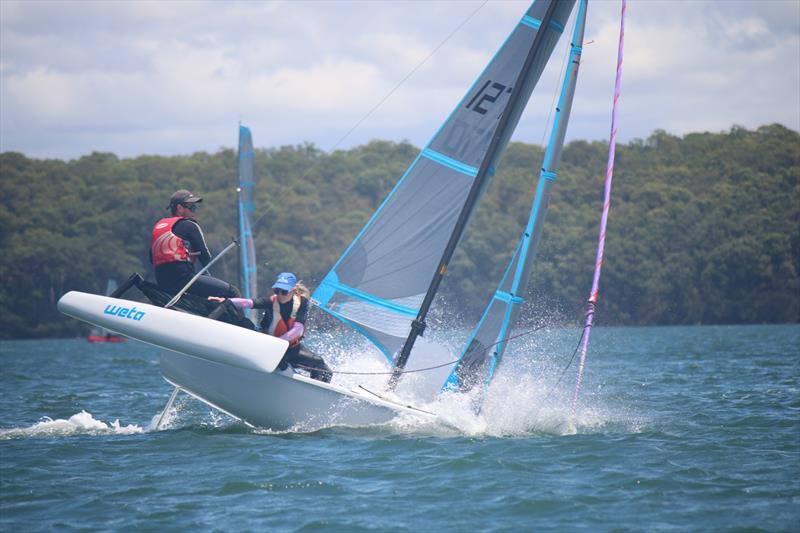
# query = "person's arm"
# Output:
<box><xmin>208</xmin><ymin>296</ymin><xmax>254</xmax><ymax>308</ymax></box>
<box><xmin>280</xmin><ymin>322</ymin><xmax>305</xmax><ymax>344</ymax></box>
<box><xmin>229</xmin><ymin>298</ymin><xmax>254</xmax><ymax>309</ymax></box>
<box><xmin>280</xmin><ymin>297</ymin><xmax>308</xmax><ymax>343</ymax></box>
<box><xmin>175</xmin><ymin>219</ymin><xmax>212</xmax><ymax>266</ymax></box>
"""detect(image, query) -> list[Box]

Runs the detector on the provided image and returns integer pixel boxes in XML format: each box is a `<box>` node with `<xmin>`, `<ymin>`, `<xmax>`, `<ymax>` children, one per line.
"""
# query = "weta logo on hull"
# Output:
<box><xmin>103</xmin><ymin>304</ymin><xmax>145</xmax><ymax>321</ymax></box>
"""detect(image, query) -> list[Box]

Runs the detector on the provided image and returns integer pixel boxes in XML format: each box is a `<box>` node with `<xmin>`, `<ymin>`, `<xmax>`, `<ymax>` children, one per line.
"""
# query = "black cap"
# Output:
<box><xmin>168</xmin><ymin>189</ymin><xmax>203</xmax><ymax>209</ymax></box>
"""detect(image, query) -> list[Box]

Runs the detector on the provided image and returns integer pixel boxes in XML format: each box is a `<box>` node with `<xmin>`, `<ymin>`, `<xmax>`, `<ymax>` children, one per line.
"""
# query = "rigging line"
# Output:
<box><xmin>538</xmin><ymin>321</ymin><xmax>585</xmax><ymax>404</ymax></box>
<box><xmin>252</xmin><ymin>1</ymin><xmax>489</xmax><ymax>231</ymax></box>
<box><xmin>323</xmin><ymin>1</ymin><xmax>490</xmax><ymax>156</ymax></box>
<box><xmin>525</xmin><ymin>323</ymin><xmax>585</xmax><ymax>434</ymax></box>
<box><xmin>300</xmin><ymin>300</ymin><xmax>587</xmax><ymax>377</ymax></box>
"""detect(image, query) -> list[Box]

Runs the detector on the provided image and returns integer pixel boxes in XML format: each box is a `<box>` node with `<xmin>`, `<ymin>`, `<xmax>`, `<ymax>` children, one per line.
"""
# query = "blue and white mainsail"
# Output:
<box><xmin>443</xmin><ymin>0</ymin><xmax>588</xmax><ymax>395</ymax></box>
<box><xmin>237</xmin><ymin>125</ymin><xmax>258</xmax><ymax>316</ymax></box>
<box><xmin>313</xmin><ymin>0</ymin><xmax>576</xmax><ymax>365</ymax></box>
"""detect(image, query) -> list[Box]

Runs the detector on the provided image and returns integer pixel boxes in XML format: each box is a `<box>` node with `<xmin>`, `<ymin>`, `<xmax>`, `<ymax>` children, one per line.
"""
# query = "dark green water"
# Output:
<box><xmin>2</xmin><ymin>325</ymin><xmax>798</xmax><ymax>531</ymax></box>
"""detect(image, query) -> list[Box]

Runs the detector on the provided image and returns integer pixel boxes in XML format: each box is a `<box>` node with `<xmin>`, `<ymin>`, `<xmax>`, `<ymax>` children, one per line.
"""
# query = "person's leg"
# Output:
<box><xmin>187</xmin><ymin>275</ymin><xmax>241</xmax><ymax>298</ymax></box>
<box><xmin>284</xmin><ymin>344</ymin><xmax>332</xmax><ymax>383</ymax></box>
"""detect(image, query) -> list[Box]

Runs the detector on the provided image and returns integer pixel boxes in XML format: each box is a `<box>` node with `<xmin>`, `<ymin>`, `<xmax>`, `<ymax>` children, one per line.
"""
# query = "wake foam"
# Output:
<box><xmin>0</xmin><ymin>410</ymin><xmax>144</xmax><ymax>439</ymax></box>
<box><xmin>383</xmin><ymin>332</ymin><xmax>642</xmax><ymax>438</ymax></box>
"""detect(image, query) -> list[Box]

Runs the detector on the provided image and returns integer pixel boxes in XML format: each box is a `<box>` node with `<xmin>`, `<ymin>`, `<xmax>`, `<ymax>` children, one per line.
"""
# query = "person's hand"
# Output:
<box><xmin>208</xmin><ymin>296</ymin><xmax>225</xmax><ymax>303</ymax></box>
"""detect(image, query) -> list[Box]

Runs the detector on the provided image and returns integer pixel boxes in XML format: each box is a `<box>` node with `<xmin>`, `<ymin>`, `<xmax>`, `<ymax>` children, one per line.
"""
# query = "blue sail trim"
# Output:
<box><xmin>314</xmin><ymin>270</ymin><xmax>416</xmax><ymax>317</ymax></box>
<box><xmin>484</xmin><ymin>286</ymin><xmax>524</xmax><ymax>388</ymax></box>
<box><xmin>421</xmin><ymin>149</ymin><xmax>479</xmax><ymax>177</ymax></box>
<box><xmin>328</xmin><ymin>282</ymin><xmax>416</xmax><ymax>317</ymax></box>
<box><xmin>313</xmin><ymin>270</ymin><xmax>339</xmax><ymax>307</ymax></box>
<box><xmin>521</xmin><ymin>15</ymin><xmax>565</xmax><ymax>33</ymax></box>
<box><xmin>489</xmin><ymin>287</ymin><xmax>519</xmax><ymax>381</ymax></box>
<box><xmin>495</xmin><ymin>290</ymin><xmax>525</xmax><ymax>305</ymax></box>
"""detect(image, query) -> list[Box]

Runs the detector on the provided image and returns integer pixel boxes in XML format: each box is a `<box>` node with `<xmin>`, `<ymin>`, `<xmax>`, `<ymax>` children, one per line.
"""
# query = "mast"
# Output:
<box><xmin>236</xmin><ymin>123</ymin><xmax>243</xmax><ymax>293</ymax></box>
<box><xmin>389</xmin><ymin>0</ymin><xmax>563</xmax><ymax>388</ymax></box>
<box><xmin>570</xmin><ymin>0</ymin><xmax>626</xmax><ymax>420</ymax></box>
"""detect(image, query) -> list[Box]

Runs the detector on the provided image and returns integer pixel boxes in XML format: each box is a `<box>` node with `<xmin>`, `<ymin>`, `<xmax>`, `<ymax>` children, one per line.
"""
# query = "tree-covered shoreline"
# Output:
<box><xmin>1</xmin><ymin>124</ymin><xmax>797</xmax><ymax>339</ymax></box>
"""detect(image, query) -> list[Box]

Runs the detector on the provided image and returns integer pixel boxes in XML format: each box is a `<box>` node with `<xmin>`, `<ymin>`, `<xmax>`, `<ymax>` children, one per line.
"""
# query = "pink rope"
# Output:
<box><xmin>570</xmin><ymin>0</ymin><xmax>626</xmax><ymax>420</ymax></box>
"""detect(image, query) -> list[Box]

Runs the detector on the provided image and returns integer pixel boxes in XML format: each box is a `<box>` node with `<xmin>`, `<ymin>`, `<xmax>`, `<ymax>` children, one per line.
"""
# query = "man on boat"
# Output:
<box><xmin>150</xmin><ymin>189</ymin><xmax>240</xmax><ymax>298</ymax></box>
<box><xmin>210</xmin><ymin>272</ymin><xmax>333</xmax><ymax>383</ymax></box>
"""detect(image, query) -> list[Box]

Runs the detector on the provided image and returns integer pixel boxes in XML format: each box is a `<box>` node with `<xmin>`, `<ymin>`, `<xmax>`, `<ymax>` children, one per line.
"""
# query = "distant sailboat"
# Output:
<box><xmin>236</xmin><ymin>125</ymin><xmax>258</xmax><ymax>321</ymax></box>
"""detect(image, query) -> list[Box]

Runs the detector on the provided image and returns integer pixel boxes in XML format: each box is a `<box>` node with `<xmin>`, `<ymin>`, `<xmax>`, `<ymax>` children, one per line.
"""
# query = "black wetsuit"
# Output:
<box><xmin>252</xmin><ymin>295</ymin><xmax>332</xmax><ymax>383</ymax></box>
<box><xmin>152</xmin><ymin>218</ymin><xmax>240</xmax><ymax>298</ymax></box>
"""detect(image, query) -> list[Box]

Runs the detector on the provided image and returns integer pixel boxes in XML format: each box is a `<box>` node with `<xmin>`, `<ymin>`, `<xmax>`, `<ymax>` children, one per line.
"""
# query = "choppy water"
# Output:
<box><xmin>1</xmin><ymin>325</ymin><xmax>798</xmax><ymax>531</ymax></box>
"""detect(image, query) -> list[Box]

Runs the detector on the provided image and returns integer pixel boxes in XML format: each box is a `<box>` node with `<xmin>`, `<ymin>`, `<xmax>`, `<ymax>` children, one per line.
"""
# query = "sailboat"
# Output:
<box><xmin>58</xmin><ymin>0</ymin><xmax>597</xmax><ymax>430</ymax></box>
<box><xmin>236</xmin><ymin>125</ymin><xmax>259</xmax><ymax>321</ymax></box>
<box><xmin>87</xmin><ymin>279</ymin><xmax>127</xmax><ymax>343</ymax></box>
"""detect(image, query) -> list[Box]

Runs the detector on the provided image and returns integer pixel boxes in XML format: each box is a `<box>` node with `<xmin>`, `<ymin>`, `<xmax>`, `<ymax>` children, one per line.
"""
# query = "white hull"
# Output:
<box><xmin>58</xmin><ymin>291</ymin><xmax>288</xmax><ymax>374</ymax></box>
<box><xmin>161</xmin><ymin>350</ymin><xmax>435</xmax><ymax>430</ymax></box>
<box><xmin>58</xmin><ymin>291</ymin><xmax>436</xmax><ymax>430</ymax></box>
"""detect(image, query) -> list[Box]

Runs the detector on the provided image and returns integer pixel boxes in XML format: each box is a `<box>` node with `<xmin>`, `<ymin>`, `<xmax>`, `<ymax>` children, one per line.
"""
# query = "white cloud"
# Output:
<box><xmin>1</xmin><ymin>0</ymin><xmax>798</xmax><ymax>159</ymax></box>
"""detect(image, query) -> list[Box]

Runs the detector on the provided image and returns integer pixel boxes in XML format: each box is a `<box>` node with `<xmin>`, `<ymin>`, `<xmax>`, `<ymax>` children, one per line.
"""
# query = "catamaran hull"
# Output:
<box><xmin>160</xmin><ymin>351</ymin><xmax>431</xmax><ymax>430</ymax></box>
<box><xmin>57</xmin><ymin>291</ymin><xmax>288</xmax><ymax>373</ymax></box>
<box><xmin>57</xmin><ymin>291</ymin><xmax>436</xmax><ymax>430</ymax></box>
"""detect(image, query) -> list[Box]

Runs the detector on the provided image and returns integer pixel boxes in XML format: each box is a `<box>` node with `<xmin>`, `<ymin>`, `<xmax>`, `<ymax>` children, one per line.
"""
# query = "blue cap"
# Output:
<box><xmin>272</xmin><ymin>272</ymin><xmax>297</xmax><ymax>291</ymax></box>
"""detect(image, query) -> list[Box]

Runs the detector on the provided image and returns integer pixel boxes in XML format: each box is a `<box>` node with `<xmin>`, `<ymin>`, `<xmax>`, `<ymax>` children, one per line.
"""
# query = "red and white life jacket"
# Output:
<box><xmin>267</xmin><ymin>294</ymin><xmax>302</xmax><ymax>346</ymax></box>
<box><xmin>150</xmin><ymin>217</ymin><xmax>193</xmax><ymax>266</ymax></box>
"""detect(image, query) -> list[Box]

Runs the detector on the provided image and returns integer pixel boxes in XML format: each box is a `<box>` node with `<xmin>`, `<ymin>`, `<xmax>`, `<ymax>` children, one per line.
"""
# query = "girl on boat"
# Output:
<box><xmin>209</xmin><ymin>272</ymin><xmax>332</xmax><ymax>383</ymax></box>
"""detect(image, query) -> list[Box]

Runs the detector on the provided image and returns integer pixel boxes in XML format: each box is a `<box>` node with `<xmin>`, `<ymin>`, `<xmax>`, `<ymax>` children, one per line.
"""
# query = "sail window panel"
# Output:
<box><xmin>327</xmin><ymin>293</ymin><xmax>414</xmax><ymax>339</ymax></box>
<box><xmin>335</xmin><ymin>160</ymin><xmax>473</xmax><ymax>300</ymax></box>
<box><xmin>324</xmin><ymin>292</ymin><xmax>413</xmax><ymax>361</ymax></box>
<box><xmin>444</xmin><ymin>238</ymin><xmax>524</xmax><ymax>391</ymax></box>
<box><xmin>450</xmin><ymin>299</ymin><xmax>509</xmax><ymax>391</ymax></box>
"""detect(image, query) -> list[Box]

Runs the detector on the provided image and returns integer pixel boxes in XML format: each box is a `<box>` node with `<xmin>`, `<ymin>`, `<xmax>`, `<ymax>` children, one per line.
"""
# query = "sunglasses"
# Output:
<box><xmin>181</xmin><ymin>203</ymin><xmax>199</xmax><ymax>212</ymax></box>
<box><xmin>273</xmin><ymin>288</ymin><xmax>289</xmax><ymax>295</ymax></box>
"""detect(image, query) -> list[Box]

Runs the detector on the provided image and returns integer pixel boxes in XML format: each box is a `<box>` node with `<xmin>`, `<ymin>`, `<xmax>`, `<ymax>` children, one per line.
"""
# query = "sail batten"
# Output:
<box><xmin>421</xmin><ymin>149</ymin><xmax>480</xmax><ymax>177</ymax></box>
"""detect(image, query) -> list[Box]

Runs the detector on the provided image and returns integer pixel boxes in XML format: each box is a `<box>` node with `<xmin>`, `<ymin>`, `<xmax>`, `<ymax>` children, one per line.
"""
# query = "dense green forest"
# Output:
<box><xmin>1</xmin><ymin>124</ymin><xmax>798</xmax><ymax>339</ymax></box>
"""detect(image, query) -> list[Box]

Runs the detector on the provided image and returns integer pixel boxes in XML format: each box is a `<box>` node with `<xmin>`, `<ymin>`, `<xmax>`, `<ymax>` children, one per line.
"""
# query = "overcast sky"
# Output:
<box><xmin>1</xmin><ymin>0</ymin><xmax>798</xmax><ymax>160</ymax></box>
